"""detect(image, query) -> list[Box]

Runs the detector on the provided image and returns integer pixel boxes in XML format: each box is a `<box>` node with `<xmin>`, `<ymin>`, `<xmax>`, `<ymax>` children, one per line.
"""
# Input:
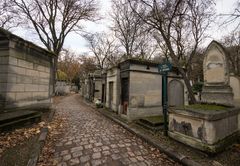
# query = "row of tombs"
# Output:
<box><xmin>80</xmin><ymin>41</ymin><xmax>240</xmax><ymax>154</ymax></box>
<box><xmin>80</xmin><ymin>58</ymin><xmax>188</xmax><ymax>121</ymax></box>
<box><xmin>80</xmin><ymin>58</ymin><xmax>240</xmax><ymax>122</ymax></box>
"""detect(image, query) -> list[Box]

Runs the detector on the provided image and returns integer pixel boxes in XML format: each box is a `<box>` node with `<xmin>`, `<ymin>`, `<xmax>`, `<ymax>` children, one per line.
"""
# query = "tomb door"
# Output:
<box><xmin>101</xmin><ymin>84</ymin><xmax>105</xmax><ymax>103</ymax></box>
<box><xmin>121</xmin><ymin>78</ymin><xmax>129</xmax><ymax>115</ymax></box>
<box><xmin>109</xmin><ymin>82</ymin><xmax>113</xmax><ymax>110</ymax></box>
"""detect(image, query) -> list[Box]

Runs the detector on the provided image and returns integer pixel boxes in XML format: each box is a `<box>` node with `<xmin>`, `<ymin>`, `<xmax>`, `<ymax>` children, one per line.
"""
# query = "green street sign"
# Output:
<box><xmin>158</xmin><ymin>62</ymin><xmax>172</xmax><ymax>73</ymax></box>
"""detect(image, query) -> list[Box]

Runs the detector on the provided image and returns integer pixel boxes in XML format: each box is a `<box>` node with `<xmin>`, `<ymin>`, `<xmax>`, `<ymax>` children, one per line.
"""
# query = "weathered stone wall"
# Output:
<box><xmin>106</xmin><ymin>67</ymin><xmax>120</xmax><ymax>112</ymax></box>
<box><xmin>93</xmin><ymin>78</ymin><xmax>103</xmax><ymax>102</ymax></box>
<box><xmin>125</xmin><ymin>63</ymin><xmax>185</xmax><ymax>120</ymax></box>
<box><xmin>55</xmin><ymin>81</ymin><xmax>71</xmax><ymax>95</ymax></box>
<box><xmin>129</xmin><ymin>72</ymin><xmax>162</xmax><ymax>104</ymax></box>
<box><xmin>0</xmin><ymin>41</ymin><xmax>10</xmax><ymax>108</ymax></box>
<box><xmin>0</xmin><ymin>39</ymin><xmax>54</xmax><ymax>111</ymax></box>
<box><xmin>128</xmin><ymin>71</ymin><xmax>162</xmax><ymax>120</ymax></box>
<box><xmin>83</xmin><ymin>78</ymin><xmax>90</xmax><ymax>100</ymax></box>
<box><xmin>168</xmin><ymin>108</ymin><xmax>240</xmax><ymax>153</ymax></box>
<box><xmin>230</xmin><ymin>75</ymin><xmax>240</xmax><ymax>101</ymax></box>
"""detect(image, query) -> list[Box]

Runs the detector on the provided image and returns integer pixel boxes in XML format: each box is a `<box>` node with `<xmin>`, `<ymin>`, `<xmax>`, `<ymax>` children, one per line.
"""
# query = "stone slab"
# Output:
<box><xmin>168</xmin><ymin>107</ymin><xmax>240</xmax><ymax>153</ymax></box>
<box><xmin>168</xmin><ymin>130</ymin><xmax>239</xmax><ymax>154</ymax></box>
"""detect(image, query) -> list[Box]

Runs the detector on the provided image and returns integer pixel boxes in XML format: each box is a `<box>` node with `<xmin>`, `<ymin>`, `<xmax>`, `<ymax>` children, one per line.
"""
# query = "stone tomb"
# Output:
<box><xmin>117</xmin><ymin>59</ymin><xmax>187</xmax><ymax>121</ymax></box>
<box><xmin>168</xmin><ymin>107</ymin><xmax>239</xmax><ymax>153</ymax></box>
<box><xmin>168</xmin><ymin>41</ymin><xmax>240</xmax><ymax>154</ymax></box>
<box><xmin>0</xmin><ymin>28</ymin><xmax>56</xmax><ymax>112</ymax></box>
<box><xmin>201</xmin><ymin>41</ymin><xmax>233</xmax><ymax>106</ymax></box>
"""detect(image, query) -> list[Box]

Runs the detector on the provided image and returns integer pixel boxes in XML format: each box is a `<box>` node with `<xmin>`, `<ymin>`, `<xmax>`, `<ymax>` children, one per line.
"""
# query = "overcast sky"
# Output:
<box><xmin>13</xmin><ymin>0</ymin><xmax>238</xmax><ymax>55</ymax></box>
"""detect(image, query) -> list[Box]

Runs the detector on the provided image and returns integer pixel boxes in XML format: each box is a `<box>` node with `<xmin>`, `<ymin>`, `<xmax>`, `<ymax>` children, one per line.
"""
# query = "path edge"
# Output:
<box><xmin>27</xmin><ymin>107</ymin><xmax>56</xmax><ymax>166</ymax></box>
<box><xmin>98</xmin><ymin>108</ymin><xmax>202</xmax><ymax>166</ymax></box>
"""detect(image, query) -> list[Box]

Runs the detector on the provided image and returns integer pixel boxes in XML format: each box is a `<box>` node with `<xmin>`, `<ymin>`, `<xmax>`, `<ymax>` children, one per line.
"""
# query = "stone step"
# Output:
<box><xmin>139</xmin><ymin>116</ymin><xmax>165</xmax><ymax>127</ymax></box>
<box><xmin>0</xmin><ymin>110</ymin><xmax>42</xmax><ymax>131</ymax></box>
<box><xmin>137</xmin><ymin>116</ymin><xmax>166</xmax><ymax>132</ymax></box>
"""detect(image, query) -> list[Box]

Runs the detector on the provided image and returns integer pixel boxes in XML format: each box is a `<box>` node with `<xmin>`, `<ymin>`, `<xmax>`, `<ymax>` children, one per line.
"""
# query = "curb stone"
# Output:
<box><xmin>27</xmin><ymin>107</ymin><xmax>56</xmax><ymax>166</ymax></box>
<box><xmin>99</xmin><ymin>109</ymin><xmax>202</xmax><ymax>166</ymax></box>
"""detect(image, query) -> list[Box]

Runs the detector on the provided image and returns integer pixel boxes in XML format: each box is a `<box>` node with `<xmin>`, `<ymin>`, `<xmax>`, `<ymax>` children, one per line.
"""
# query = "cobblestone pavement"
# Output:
<box><xmin>53</xmin><ymin>94</ymin><xmax>180</xmax><ymax>166</ymax></box>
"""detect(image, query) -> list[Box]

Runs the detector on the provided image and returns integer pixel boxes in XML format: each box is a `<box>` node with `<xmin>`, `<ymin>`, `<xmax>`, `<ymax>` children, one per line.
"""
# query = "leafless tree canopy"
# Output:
<box><xmin>11</xmin><ymin>0</ymin><xmax>99</xmax><ymax>56</ymax></box>
<box><xmin>0</xmin><ymin>0</ymin><xmax>20</xmax><ymax>30</ymax></box>
<box><xmin>128</xmin><ymin>0</ymin><xmax>215</xmax><ymax>103</ymax></box>
<box><xmin>222</xmin><ymin>30</ymin><xmax>240</xmax><ymax>75</ymax></box>
<box><xmin>135</xmin><ymin>31</ymin><xmax>160</xmax><ymax>60</ymax></box>
<box><xmin>220</xmin><ymin>1</ymin><xmax>240</xmax><ymax>30</ymax></box>
<box><xmin>84</xmin><ymin>32</ymin><xmax>120</xmax><ymax>69</ymax></box>
<box><xmin>111</xmin><ymin>0</ymin><xmax>146</xmax><ymax>58</ymax></box>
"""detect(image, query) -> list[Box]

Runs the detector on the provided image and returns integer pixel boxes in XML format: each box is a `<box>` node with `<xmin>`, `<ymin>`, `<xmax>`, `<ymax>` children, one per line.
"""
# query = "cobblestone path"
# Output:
<box><xmin>53</xmin><ymin>94</ymin><xmax>180</xmax><ymax>166</ymax></box>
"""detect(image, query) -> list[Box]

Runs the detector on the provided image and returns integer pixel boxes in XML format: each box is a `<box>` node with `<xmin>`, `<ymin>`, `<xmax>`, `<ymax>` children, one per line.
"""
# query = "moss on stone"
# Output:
<box><xmin>184</xmin><ymin>104</ymin><xmax>227</xmax><ymax>111</ymax></box>
<box><xmin>141</xmin><ymin>116</ymin><xmax>164</xmax><ymax>124</ymax></box>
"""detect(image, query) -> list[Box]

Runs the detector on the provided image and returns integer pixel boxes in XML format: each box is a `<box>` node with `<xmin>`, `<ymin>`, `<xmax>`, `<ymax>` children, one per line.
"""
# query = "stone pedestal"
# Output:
<box><xmin>168</xmin><ymin>108</ymin><xmax>240</xmax><ymax>153</ymax></box>
<box><xmin>202</xmin><ymin>85</ymin><xmax>233</xmax><ymax>106</ymax></box>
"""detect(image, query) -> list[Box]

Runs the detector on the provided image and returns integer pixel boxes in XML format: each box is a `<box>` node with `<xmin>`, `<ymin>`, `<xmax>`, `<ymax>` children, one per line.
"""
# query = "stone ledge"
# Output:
<box><xmin>27</xmin><ymin>108</ymin><xmax>55</xmax><ymax>166</ymax></box>
<box><xmin>169</xmin><ymin>107</ymin><xmax>240</xmax><ymax>121</ymax></box>
<box><xmin>168</xmin><ymin>131</ymin><xmax>239</xmax><ymax>154</ymax></box>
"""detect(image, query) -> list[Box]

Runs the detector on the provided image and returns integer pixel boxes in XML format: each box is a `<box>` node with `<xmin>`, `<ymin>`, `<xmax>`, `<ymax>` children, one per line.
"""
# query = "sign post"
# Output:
<box><xmin>158</xmin><ymin>61</ymin><xmax>172</xmax><ymax>136</ymax></box>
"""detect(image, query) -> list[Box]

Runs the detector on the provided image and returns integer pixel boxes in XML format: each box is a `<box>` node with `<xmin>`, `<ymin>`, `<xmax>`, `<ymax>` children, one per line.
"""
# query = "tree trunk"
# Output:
<box><xmin>52</xmin><ymin>56</ymin><xmax>58</xmax><ymax>96</ymax></box>
<box><xmin>178</xmin><ymin>68</ymin><xmax>196</xmax><ymax>104</ymax></box>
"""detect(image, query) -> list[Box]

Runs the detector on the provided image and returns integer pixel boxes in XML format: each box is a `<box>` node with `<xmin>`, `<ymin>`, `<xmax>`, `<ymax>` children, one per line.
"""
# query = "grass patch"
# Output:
<box><xmin>184</xmin><ymin>104</ymin><xmax>227</xmax><ymax>111</ymax></box>
<box><xmin>141</xmin><ymin>116</ymin><xmax>164</xmax><ymax>124</ymax></box>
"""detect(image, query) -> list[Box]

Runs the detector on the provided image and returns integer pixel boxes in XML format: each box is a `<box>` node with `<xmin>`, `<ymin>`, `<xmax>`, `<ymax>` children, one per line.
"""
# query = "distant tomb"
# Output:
<box><xmin>202</xmin><ymin>41</ymin><xmax>233</xmax><ymax>106</ymax></box>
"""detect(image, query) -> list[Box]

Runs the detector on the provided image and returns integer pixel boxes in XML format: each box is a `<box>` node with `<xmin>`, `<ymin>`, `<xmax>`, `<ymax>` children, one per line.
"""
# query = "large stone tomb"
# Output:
<box><xmin>168</xmin><ymin>41</ymin><xmax>240</xmax><ymax>154</ymax></box>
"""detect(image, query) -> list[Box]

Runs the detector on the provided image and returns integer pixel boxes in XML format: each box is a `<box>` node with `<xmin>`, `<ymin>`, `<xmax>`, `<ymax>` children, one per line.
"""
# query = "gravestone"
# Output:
<box><xmin>168</xmin><ymin>80</ymin><xmax>184</xmax><ymax>107</ymax></box>
<box><xmin>202</xmin><ymin>41</ymin><xmax>233</xmax><ymax>106</ymax></box>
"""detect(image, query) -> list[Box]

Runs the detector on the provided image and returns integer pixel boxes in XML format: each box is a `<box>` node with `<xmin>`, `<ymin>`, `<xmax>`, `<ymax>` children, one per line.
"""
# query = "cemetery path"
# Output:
<box><xmin>52</xmin><ymin>94</ymin><xmax>180</xmax><ymax>166</ymax></box>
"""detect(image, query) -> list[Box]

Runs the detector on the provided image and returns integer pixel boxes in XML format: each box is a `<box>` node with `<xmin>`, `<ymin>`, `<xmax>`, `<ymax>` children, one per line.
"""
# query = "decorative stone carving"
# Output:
<box><xmin>202</xmin><ymin>41</ymin><xmax>233</xmax><ymax>106</ymax></box>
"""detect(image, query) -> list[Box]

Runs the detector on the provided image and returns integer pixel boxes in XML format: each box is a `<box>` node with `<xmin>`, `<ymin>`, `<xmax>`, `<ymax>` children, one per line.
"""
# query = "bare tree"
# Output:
<box><xmin>220</xmin><ymin>1</ymin><xmax>240</xmax><ymax>30</ymax></box>
<box><xmin>0</xmin><ymin>0</ymin><xmax>20</xmax><ymax>30</ymax></box>
<box><xmin>128</xmin><ymin>0</ymin><xmax>215</xmax><ymax>104</ymax></box>
<box><xmin>11</xmin><ymin>0</ymin><xmax>99</xmax><ymax>56</ymax></box>
<box><xmin>84</xmin><ymin>32</ymin><xmax>120</xmax><ymax>70</ymax></box>
<box><xmin>135</xmin><ymin>30</ymin><xmax>160</xmax><ymax>60</ymax></box>
<box><xmin>222</xmin><ymin>30</ymin><xmax>240</xmax><ymax>75</ymax></box>
<box><xmin>111</xmin><ymin>0</ymin><xmax>147</xmax><ymax>58</ymax></box>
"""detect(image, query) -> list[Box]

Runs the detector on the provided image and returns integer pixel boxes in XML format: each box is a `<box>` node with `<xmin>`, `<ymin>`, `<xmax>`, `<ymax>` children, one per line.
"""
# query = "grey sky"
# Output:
<box><xmin>13</xmin><ymin>0</ymin><xmax>238</xmax><ymax>55</ymax></box>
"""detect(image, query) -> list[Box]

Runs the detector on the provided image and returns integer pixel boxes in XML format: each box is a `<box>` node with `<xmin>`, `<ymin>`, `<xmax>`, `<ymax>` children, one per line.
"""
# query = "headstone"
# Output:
<box><xmin>168</xmin><ymin>80</ymin><xmax>184</xmax><ymax>107</ymax></box>
<box><xmin>202</xmin><ymin>41</ymin><xmax>233</xmax><ymax>106</ymax></box>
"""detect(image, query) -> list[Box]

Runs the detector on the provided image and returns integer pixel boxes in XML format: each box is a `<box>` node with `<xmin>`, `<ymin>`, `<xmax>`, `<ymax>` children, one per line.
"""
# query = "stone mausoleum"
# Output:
<box><xmin>0</xmin><ymin>28</ymin><xmax>56</xmax><ymax>112</ymax></box>
<box><xmin>106</xmin><ymin>59</ymin><xmax>188</xmax><ymax>121</ymax></box>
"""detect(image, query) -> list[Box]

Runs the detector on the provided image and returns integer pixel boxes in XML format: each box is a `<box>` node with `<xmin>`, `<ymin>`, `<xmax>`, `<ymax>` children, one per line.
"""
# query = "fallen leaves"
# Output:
<box><xmin>0</xmin><ymin>108</ymin><xmax>67</xmax><ymax>166</ymax></box>
<box><xmin>0</xmin><ymin>122</ymin><xmax>43</xmax><ymax>158</ymax></box>
<box><xmin>37</xmin><ymin>112</ymin><xmax>68</xmax><ymax>166</ymax></box>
